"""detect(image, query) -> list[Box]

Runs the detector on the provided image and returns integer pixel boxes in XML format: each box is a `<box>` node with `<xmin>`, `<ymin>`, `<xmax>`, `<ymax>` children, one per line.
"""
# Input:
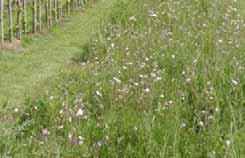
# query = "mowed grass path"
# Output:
<box><xmin>0</xmin><ymin>0</ymin><xmax>115</xmax><ymax>106</ymax></box>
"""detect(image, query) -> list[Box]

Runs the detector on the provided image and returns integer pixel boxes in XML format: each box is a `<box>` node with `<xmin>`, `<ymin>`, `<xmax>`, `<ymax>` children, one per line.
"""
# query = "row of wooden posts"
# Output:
<box><xmin>0</xmin><ymin>0</ymin><xmax>89</xmax><ymax>44</ymax></box>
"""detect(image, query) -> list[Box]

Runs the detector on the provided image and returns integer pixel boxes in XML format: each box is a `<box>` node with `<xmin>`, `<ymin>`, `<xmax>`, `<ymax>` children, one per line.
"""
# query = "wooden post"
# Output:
<box><xmin>70</xmin><ymin>0</ymin><xmax>74</xmax><ymax>12</ymax></box>
<box><xmin>56</xmin><ymin>0</ymin><xmax>59</xmax><ymax>20</ymax></box>
<box><xmin>37</xmin><ymin>0</ymin><xmax>42</xmax><ymax>31</ymax></box>
<box><xmin>0</xmin><ymin>0</ymin><xmax>4</xmax><ymax>44</ymax></box>
<box><xmin>8</xmin><ymin>0</ymin><xmax>13</xmax><ymax>42</ymax></box>
<box><xmin>54</xmin><ymin>0</ymin><xmax>58</xmax><ymax>23</ymax></box>
<box><xmin>22</xmin><ymin>0</ymin><xmax>27</xmax><ymax>33</ymax></box>
<box><xmin>67</xmin><ymin>0</ymin><xmax>70</xmax><ymax>15</ymax></box>
<box><xmin>48</xmin><ymin>0</ymin><xmax>52</xmax><ymax>27</ymax></box>
<box><xmin>32</xmin><ymin>0</ymin><xmax>37</xmax><ymax>33</ymax></box>
<box><xmin>59</xmin><ymin>0</ymin><xmax>62</xmax><ymax>18</ymax></box>
<box><xmin>16</xmin><ymin>0</ymin><xmax>22</xmax><ymax>40</ymax></box>
<box><xmin>45</xmin><ymin>0</ymin><xmax>48</xmax><ymax>27</ymax></box>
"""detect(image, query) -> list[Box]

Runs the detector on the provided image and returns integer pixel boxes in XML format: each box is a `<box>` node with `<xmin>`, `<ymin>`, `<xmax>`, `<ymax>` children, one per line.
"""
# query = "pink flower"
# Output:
<box><xmin>41</xmin><ymin>129</ymin><xmax>50</xmax><ymax>137</ymax></box>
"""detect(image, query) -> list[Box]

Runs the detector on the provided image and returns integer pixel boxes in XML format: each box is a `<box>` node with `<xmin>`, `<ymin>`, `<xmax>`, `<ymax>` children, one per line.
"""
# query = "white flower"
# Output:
<box><xmin>14</xmin><ymin>108</ymin><xmax>19</xmax><ymax>112</ymax></box>
<box><xmin>113</xmin><ymin>77</ymin><xmax>122</xmax><ymax>83</ymax></box>
<box><xmin>226</xmin><ymin>140</ymin><xmax>231</xmax><ymax>146</ymax></box>
<box><xmin>96</xmin><ymin>91</ymin><xmax>102</xmax><ymax>97</ymax></box>
<box><xmin>134</xmin><ymin>82</ymin><xmax>139</xmax><ymax>86</ymax></box>
<box><xmin>76</xmin><ymin>108</ymin><xmax>84</xmax><ymax>116</ymax></box>
<box><xmin>231</xmin><ymin>79</ymin><xmax>238</xmax><ymax>85</ymax></box>
<box><xmin>149</xmin><ymin>13</ymin><xmax>157</xmax><ymax>17</ymax></box>
<box><xmin>111</xmin><ymin>43</ymin><xmax>115</xmax><ymax>49</ymax></box>
<box><xmin>148</xmin><ymin>11</ymin><xmax>157</xmax><ymax>17</ymax></box>
<box><xmin>168</xmin><ymin>100</ymin><xmax>173</xmax><ymax>104</ymax></box>
<box><xmin>144</xmin><ymin>88</ymin><xmax>150</xmax><ymax>93</ymax></box>
<box><xmin>58</xmin><ymin>125</ymin><xmax>64</xmax><ymax>129</ymax></box>
<box><xmin>77</xmin><ymin>136</ymin><xmax>84</xmax><ymax>145</ymax></box>
<box><xmin>198</xmin><ymin>121</ymin><xmax>204</xmax><ymax>127</ymax></box>
<box><xmin>186</xmin><ymin>78</ymin><xmax>191</xmax><ymax>83</ymax></box>
<box><xmin>129</xmin><ymin>16</ymin><xmax>137</xmax><ymax>22</ymax></box>
<box><xmin>180</xmin><ymin>123</ymin><xmax>186</xmax><ymax>128</ymax></box>
<box><xmin>215</xmin><ymin>108</ymin><xmax>219</xmax><ymax>112</ymax></box>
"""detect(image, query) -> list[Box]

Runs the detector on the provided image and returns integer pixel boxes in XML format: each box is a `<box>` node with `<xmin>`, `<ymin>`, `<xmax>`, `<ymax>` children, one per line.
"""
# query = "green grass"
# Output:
<box><xmin>0</xmin><ymin>0</ymin><xmax>115</xmax><ymax>106</ymax></box>
<box><xmin>1</xmin><ymin>0</ymin><xmax>245</xmax><ymax>157</ymax></box>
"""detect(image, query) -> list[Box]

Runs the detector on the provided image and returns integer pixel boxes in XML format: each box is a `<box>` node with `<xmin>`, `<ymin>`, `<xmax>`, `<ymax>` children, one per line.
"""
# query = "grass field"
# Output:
<box><xmin>0</xmin><ymin>0</ymin><xmax>245</xmax><ymax>157</ymax></box>
<box><xmin>0</xmin><ymin>0</ymin><xmax>114</xmax><ymax>105</ymax></box>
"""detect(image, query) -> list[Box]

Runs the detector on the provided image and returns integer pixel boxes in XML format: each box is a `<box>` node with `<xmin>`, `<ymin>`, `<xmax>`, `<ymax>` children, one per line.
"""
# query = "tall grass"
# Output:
<box><xmin>1</xmin><ymin>0</ymin><xmax>244</xmax><ymax>157</ymax></box>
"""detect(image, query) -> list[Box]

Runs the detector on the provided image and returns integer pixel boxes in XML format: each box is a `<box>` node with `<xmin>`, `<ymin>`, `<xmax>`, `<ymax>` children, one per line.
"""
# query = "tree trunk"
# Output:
<box><xmin>8</xmin><ymin>0</ymin><xmax>13</xmax><ymax>42</ymax></box>
<box><xmin>16</xmin><ymin>0</ymin><xmax>22</xmax><ymax>40</ymax></box>
<box><xmin>0</xmin><ymin>0</ymin><xmax>4</xmax><ymax>44</ymax></box>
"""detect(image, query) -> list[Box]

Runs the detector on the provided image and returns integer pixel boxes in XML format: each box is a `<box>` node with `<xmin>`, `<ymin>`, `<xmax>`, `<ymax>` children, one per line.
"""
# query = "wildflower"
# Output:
<box><xmin>168</xmin><ymin>100</ymin><xmax>173</xmax><ymax>105</ymax></box>
<box><xmin>231</xmin><ymin>79</ymin><xmax>238</xmax><ymax>85</ymax></box>
<box><xmin>123</xmin><ymin>66</ymin><xmax>127</xmax><ymax>70</ymax></box>
<box><xmin>186</xmin><ymin>78</ymin><xmax>191</xmax><ymax>83</ymax></box>
<box><xmin>134</xmin><ymin>126</ymin><xmax>138</xmax><ymax>131</ymax></box>
<box><xmin>93</xmin><ymin>141</ymin><xmax>103</xmax><ymax>148</ymax></box>
<box><xmin>113</xmin><ymin>77</ymin><xmax>122</xmax><ymax>84</ymax></box>
<box><xmin>198</xmin><ymin>121</ymin><xmax>204</xmax><ymax>127</ymax></box>
<box><xmin>129</xmin><ymin>16</ymin><xmax>137</xmax><ymax>22</ymax></box>
<box><xmin>180</xmin><ymin>123</ymin><xmax>186</xmax><ymax>128</ymax></box>
<box><xmin>148</xmin><ymin>11</ymin><xmax>157</xmax><ymax>17</ymax></box>
<box><xmin>208</xmin><ymin>151</ymin><xmax>216</xmax><ymax>157</ymax></box>
<box><xmin>134</xmin><ymin>82</ymin><xmax>139</xmax><ymax>86</ymax></box>
<box><xmin>215</xmin><ymin>107</ymin><xmax>219</xmax><ymax>112</ymax></box>
<box><xmin>41</xmin><ymin>129</ymin><xmax>50</xmax><ymax>137</ymax></box>
<box><xmin>59</xmin><ymin>109</ymin><xmax>63</xmax><ymax>114</ymax></box>
<box><xmin>218</xmin><ymin>39</ymin><xmax>223</xmax><ymax>43</ymax></box>
<box><xmin>39</xmin><ymin>141</ymin><xmax>44</xmax><ymax>145</ymax></box>
<box><xmin>111</xmin><ymin>43</ymin><xmax>115</xmax><ymax>49</ymax></box>
<box><xmin>144</xmin><ymin>88</ymin><xmax>150</xmax><ymax>93</ymax></box>
<box><xmin>150</xmin><ymin>72</ymin><xmax>157</xmax><ymax>78</ymax></box>
<box><xmin>69</xmin><ymin>117</ymin><xmax>72</xmax><ymax>123</ymax></box>
<box><xmin>76</xmin><ymin>108</ymin><xmax>84</xmax><ymax>116</ymax></box>
<box><xmin>77</xmin><ymin>136</ymin><xmax>84</xmax><ymax>145</ymax></box>
<box><xmin>96</xmin><ymin>90</ymin><xmax>102</xmax><ymax>97</ymax></box>
<box><xmin>68</xmin><ymin>133</ymin><xmax>73</xmax><ymax>144</ymax></box>
<box><xmin>14</xmin><ymin>108</ymin><xmax>19</xmax><ymax>113</ymax></box>
<box><xmin>58</xmin><ymin>125</ymin><xmax>64</xmax><ymax>129</ymax></box>
<box><xmin>154</xmin><ymin>76</ymin><xmax>162</xmax><ymax>82</ymax></box>
<box><xmin>49</xmin><ymin>96</ymin><xmax>54</xmax><ymax>100</ymax></box>
<box><xmin>226</xmin><ymin>140</ymin><xmax>231</xmax><ymax>147</ymax></box>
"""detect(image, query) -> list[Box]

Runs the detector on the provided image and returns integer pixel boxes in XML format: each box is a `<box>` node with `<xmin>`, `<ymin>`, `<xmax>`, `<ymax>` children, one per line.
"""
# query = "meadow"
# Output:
<box><xmin>0</xmin><ymin>0</ymin><xmax>244</xmax><ymax>157</ymax></box>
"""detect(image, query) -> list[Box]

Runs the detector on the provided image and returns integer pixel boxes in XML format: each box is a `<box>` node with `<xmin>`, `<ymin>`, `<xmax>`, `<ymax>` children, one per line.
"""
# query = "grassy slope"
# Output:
<box><xmin>0</xmin><ymin>0</ymin><xmax>115</xmax><ymax>106</ymax></box>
